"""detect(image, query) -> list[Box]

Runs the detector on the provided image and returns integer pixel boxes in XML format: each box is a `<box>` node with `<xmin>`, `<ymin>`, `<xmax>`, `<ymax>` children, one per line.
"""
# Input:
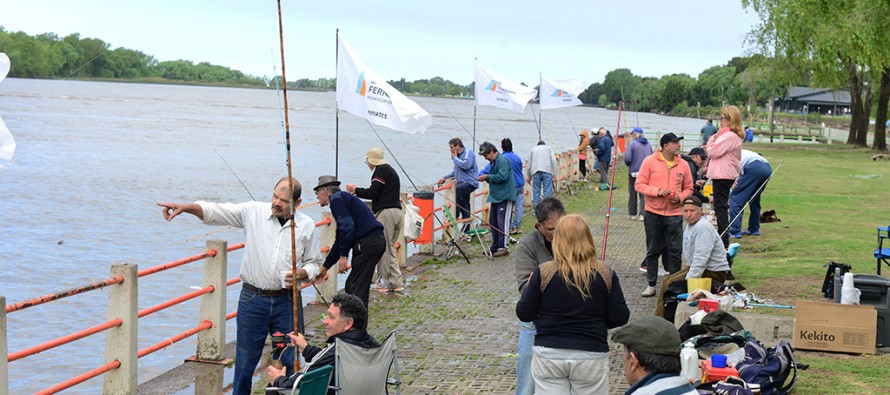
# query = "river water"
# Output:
<box><xmin>0</xmin><ymin>78</ymin><xmax>708</xmax><ymax>393</ymax></box>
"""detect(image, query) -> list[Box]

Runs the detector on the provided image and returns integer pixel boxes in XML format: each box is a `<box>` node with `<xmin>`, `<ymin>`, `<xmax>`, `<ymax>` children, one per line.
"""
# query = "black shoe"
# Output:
<box><xmin>726</xmin><ymin>271</ymin><xmax>735</xmax><ymax>281</ymax></box>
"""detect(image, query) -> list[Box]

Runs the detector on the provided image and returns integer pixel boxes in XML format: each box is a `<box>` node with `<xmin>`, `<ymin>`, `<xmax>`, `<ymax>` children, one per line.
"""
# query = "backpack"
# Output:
<box><xmin>736</xmin><ymin>339</ymin><xmax>799</xmax><ymax>395</ymax></box>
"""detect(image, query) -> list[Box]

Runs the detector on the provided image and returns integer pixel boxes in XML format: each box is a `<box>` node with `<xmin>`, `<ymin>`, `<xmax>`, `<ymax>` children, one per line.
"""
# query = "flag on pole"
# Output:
<box><xmin>539</xmin><ymin>76</ymin><xmax>586</xmax><ymax>110</ymax></box>
<box><xmin>474</xmin><ymin>63</ymin><xmax>537</xmax><ymax>113</ymax></box>
<box><xmin>336</xmin><ymin>36</ymin><xmax>431</xmax><ymax>134</ymax></box>
<box><xmin>0</xmin><ymin>53</ymin><xmax>16</xmax><ymax>162</ymax></box>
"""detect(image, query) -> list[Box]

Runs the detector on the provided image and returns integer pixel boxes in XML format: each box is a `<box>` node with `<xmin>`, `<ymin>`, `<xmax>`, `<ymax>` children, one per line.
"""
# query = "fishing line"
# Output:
<box><xmin>214</xmin><ymin>149</ymin><xmax>256</xmax><ymax>201</ymax></box>
<box><xmin>717</xmin><ymin>161</ymin><xmax>782</xmax><ymax>240</ymax></box>
<box><xmin>443</xmin><ymin>107</ymin><xmax>476</xmax><ymax>143</ymax></box>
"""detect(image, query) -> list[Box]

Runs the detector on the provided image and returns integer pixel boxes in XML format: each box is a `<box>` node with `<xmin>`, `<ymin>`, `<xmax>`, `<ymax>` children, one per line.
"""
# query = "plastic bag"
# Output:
<box><xmin>403</xmin><ymin>203</ymin><xmax>424</xmax><ymax>240</ymax></box>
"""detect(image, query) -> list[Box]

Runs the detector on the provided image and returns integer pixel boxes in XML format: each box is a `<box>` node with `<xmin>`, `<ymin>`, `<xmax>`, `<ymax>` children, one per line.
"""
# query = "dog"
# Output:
<box><xmin>761</xmin><ymin>210</ymin><xmax>781</xmax><ymax>223</ymax></box>
<box><xmin>872</xmin><ymin>153</ymin><xmax>890</xmax><ymax>161</ymax></box>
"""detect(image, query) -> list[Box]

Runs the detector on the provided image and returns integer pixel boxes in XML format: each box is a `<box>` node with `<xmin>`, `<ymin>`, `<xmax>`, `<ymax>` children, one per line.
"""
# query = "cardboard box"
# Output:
<box><xmin>794</xmin><ymin>300</ymin><xmax>877</xmax><ymax>354</ymax></box>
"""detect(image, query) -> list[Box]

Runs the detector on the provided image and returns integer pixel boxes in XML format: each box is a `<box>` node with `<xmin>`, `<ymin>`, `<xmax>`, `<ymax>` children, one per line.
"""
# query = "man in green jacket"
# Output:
<box><xmin>478</xmin><ymin>141</ymin><xmax>516</xmax><ymax>257</ymax></box>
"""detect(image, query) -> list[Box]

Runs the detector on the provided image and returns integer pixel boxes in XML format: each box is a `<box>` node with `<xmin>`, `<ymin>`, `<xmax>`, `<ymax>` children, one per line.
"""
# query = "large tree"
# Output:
<box><xmin>743</xmin><ymin>0</ymin><xmax>890</xmax><ymax>149</ymax></box>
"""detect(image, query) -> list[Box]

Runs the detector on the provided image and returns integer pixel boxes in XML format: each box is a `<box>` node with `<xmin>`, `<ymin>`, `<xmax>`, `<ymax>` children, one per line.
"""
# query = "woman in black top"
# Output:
<box><xmin>516</xmin><ymin>214</ymin><xmax>629</xmax><ymax>394</ymax></box>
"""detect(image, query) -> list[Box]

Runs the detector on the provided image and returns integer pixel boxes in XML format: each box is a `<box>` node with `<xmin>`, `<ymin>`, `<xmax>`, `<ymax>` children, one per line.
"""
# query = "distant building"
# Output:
<box><xmin>781</xmin><ymin>87</ymin><xmax>851</xmax><ymax>115</ymax></box>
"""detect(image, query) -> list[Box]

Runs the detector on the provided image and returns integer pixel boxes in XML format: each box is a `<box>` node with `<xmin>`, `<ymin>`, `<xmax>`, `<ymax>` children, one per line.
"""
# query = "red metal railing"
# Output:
<box><xmin>5</xmin><ymin>276</ymin><xmax>124</xmax><ymax>314</ymax></box>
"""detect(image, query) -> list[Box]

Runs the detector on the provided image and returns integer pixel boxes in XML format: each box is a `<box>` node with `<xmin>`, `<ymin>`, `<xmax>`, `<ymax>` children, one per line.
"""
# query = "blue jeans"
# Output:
<box><xmin>233</xmin><ymin>287</ymin><xmax>295</xmax><ymax>395</ymax></box>
<box><xmin>531</xmin><ymin>172</ymin><xmax>552</xmax><ymax>214</ymax></box>
<box><xmin>729</xmin><ymin>161</ymin><xmax>772</xmax><ymax>235</ymax></box>
<box><xmin>511</xmin><ymin>186</ymin><xmax>524</xmax><ymax>229</ymax></box>
<box><xmin>517</xmin><ymin>321</ymin><xmax>536</xmax><ymax>395</ymax></box>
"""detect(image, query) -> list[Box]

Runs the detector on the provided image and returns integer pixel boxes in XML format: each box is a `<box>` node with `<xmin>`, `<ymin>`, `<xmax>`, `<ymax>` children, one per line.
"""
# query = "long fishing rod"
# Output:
<box><xmin>215</xmin><ymin>149</ymin><xmax>256</xmax><ymax>201</ymax></box>
<box><xmin>364</xmin><ymin>121</ymin><xmax>473</xmax><ymax>264</ymax></box>
<box><xmin>443</xmin><ymin>107</ymin><xmax>476</xmax><ymax>142</ymax></box>
<box><xmin>600</xmin><ymin>100</ymin><xmax>623</xmax><ymax>263</ymax></box>
<box><xmin>529</xmin><ymin>102</ymin><xmax>542</xmax><ymax>141</ymax></box>
<box><xmin>275</xmin><ymin>1</ymin><xmax>304</xmax><ymax>367</ymax></box>
<box><xmin>717</xmin><ymin>162</ymin><xmax>783</xmax><ymax>240</ymax></box>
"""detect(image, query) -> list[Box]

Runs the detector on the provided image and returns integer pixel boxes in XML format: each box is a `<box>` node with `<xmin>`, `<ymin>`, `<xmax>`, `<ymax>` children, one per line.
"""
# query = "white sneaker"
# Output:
<box><xmin>636</xmin><ymin>215</ymin><xmax>645</xmax><ymax>221</ymax></box>
<box><xmin>641</xmin><ymin>286</ymin><xmax>656</xmax><ymax>297</ymax></box>
<box><xmin>629</xmin><ymin>215</ymin><xmax>636</xmax><ymax>220</ymax></box>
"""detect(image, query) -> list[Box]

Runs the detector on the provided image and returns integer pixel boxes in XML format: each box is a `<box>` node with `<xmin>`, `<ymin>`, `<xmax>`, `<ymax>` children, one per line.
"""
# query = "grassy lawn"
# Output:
<box><xmin>727</xmin><ymin>143</ymin><xmax>890</xmax><ymax>394</ymax></box>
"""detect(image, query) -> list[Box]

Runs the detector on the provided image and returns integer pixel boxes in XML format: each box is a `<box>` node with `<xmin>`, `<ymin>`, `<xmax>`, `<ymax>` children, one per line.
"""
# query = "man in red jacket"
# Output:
<box><xmin>635</xmin><ymin>133</ymin><xmax>693</xmax><ymax>297</ymax></box>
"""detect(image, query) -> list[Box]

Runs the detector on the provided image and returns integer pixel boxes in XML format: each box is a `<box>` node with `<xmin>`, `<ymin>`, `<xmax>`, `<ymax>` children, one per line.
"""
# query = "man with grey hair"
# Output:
<box><xmin>513</xmin><ymin>198</ymin><xmax>566</xmax><ymax>395</ymax></box>
<box><xmin>478</xmin><ymin>141</ymin><xmax>515</xmax><ymax>257</ymax></box>
<box><xmin>612</xmin><ymin>316</ymin><xmax>697</xmax><ymax>395</ymax></box>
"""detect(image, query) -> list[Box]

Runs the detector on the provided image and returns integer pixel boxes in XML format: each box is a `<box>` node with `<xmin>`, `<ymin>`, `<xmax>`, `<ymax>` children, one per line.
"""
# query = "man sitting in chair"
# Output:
<box><xmin>654</xmin><ymin>196</ymin><xmax>730</xmax><ymax>319</ymax></box>
<box><xmin>268</xmin><ymin>293</ymin><xmax>380</xmax><ymax>393</ymax></box>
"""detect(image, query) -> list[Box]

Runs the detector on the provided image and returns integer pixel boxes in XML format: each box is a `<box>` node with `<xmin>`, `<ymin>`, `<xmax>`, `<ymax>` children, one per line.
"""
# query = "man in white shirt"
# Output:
<box><xmin>157</xmin><ymin>177</ymin><xmax>322</xmax><ymax>395</ymax></box>
<box><xmin>525</xmin><ymin>140</ymin><xmax>558</xmax><ymax>215</ymax></box>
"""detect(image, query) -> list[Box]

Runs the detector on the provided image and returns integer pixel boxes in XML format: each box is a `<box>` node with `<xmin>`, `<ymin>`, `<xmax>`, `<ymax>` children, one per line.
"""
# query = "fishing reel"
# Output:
<box><xmin>271</xmin><ymin>331</ymin><xmax>289</xmax><ymax>350</ymax></box>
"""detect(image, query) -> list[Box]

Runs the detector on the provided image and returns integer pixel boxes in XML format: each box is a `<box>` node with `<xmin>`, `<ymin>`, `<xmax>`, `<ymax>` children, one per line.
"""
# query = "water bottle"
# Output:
<box><xmin>680</xmin><ymin>343</ymin><xmax>699</xmax><ymax>382</ymax></box>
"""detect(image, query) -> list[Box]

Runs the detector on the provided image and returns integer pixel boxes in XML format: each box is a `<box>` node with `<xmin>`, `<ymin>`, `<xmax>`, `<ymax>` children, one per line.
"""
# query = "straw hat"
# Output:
<box><xmin>365</xmin><ymin>147</ymin><xmax>387</xmax><ymax>166</ymax></box>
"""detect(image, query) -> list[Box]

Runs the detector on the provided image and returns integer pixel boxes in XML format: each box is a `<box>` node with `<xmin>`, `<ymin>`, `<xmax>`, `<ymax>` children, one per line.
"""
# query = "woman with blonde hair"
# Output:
<box><xmin>516</xmin><ymin>214</ymin><xmax>629</xmax><ymax>394</ymax></box>
<box><xmin>706</xmin><ymin>105</ymin><xmax>744</xmax><ymax>255</ymax></box>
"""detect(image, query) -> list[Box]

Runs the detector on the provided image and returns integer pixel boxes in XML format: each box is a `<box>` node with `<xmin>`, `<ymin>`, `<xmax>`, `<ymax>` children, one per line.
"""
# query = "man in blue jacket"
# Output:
<box><xmin>480</xmin><ymin>138</ymin><xmax>526</xmax><ymax>234</ymax></box>
<box><xmin>313</xmin><ymin>175</ymin><xmax>385</xmax><ymax>307</ymax></box>
<box><xmin>478</xmin><ymin>141</ymin><xmax>516</xmax><ymax>257</ymax></box>
<box><xmin>437</xmin><ymin>138</ymin><xmax>479</xmax><ymax>234</ymax></box>
<box><xmin>595</xmin><ymin>128</ymin><xmax>614</xmax><ymax>189</ymax></box>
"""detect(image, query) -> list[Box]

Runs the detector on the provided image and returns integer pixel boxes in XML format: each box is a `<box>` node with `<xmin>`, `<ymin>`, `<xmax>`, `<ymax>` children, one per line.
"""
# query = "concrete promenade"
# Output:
<box><xmin>345</xmin><ymin>181</ymin><xmax>654</xmax><ymax>394</ymax></box>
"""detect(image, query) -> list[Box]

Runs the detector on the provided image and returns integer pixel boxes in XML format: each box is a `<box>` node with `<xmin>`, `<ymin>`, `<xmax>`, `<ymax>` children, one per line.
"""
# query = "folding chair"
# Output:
<box><xmin>332</xmin><ymin>332</ymin><xmax>401</xmax><ymax>395</ymax></box>
<box><xmin>876</xmin><ymin>225</ymin><xmax>890</xmax><ymax>275</ymax></box>
<box><xmin>270</xmin><ymin>364</ymin><xmax>333</xmax><ymax>395</ymax></box>
<box><xmin>441</xmin><ymin>204</ymin><xmax>490</xmax><ymax>260</ymax></box>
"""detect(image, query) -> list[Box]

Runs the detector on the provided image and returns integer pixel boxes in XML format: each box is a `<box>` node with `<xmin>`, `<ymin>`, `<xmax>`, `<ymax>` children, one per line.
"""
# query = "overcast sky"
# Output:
<box><xmin>3</xmin><ymin>0</ymin><xmax>762</xmax><ymax>85</ymax></box>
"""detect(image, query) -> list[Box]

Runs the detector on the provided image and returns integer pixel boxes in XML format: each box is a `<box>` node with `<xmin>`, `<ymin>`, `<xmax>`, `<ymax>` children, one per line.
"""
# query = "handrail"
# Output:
<box><xmin>137</xmin><ymin>320</ymin><xmax>213</xmax><ymax>358</ymax></box>
<box><xmin>7</xmin><ymin>318</ymin><xmax>123</xmax><ymax>362</ymax></box>
<box><xmin>137</xmin><ymin>250</ymin><xmax>217</xmax><ymax>278</ymax></box>
<box><xmin>36</xmin><ymin>360</ymin><xmax>122</xmax><ymax>395</ymax></box>
<box><xmin>138</xmin><ymin>286</ymin><xmax>215</xmax><ymax>318</ymax></box>
<box><xmin>5</xmin><ymin>276</ymin><xmax>124</xmax><ymax>314</ymax></box>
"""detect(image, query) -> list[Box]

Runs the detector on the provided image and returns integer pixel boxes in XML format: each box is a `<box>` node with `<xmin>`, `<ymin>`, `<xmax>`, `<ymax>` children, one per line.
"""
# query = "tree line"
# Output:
<box><xmin>0</xmin><ymin>27</ymin><xmax>266</xmax><ymax>86</ymax></box>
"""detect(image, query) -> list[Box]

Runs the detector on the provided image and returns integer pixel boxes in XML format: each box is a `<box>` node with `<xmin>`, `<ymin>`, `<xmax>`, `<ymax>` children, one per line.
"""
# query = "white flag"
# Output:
<box><xmin>0</xmin><ymin>53</ymin><xmax>15</xmax><ymax>162</ymax></box>
<box><xmin>539</xmin><ymin>76</ymin><xmax>586</xmax><ymax>110</ymax></box>
<box><xmin>474</xmin><ymin>63</ymin><xmax>537</xmax><ymax>113</ymax></box>
<box><xmin>336</xmin><ymin>36</ymin><xmax>431</xmax><ymax>134</ymax></box>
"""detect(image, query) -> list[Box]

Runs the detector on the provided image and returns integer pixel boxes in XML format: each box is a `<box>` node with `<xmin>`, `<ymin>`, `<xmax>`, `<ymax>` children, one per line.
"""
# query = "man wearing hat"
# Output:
<box><xmin>681</xmin><ymin>147</ymin><xmax>709</xmax><ymax>203</ymax></box>
<box><xmin>314</xmin><ymin>175</ymin><xmax>386</xmax><ymax>307</ymax></box>
<box><xmin>612</xmin><ymin>316</ymin><xmax>697</xmax><ymax>394</ymax></box>
<box><xmin>635</xmin><ymin>132</ymin><xmax>693</xmax><ymax>297</ymax></box>
<box><xmin>157</xmin><ymin>177</ymin><xmax>322</xmax><ymax>394</ymax></box>
<box><xmin>346</xmin><ymin>148</ymin><xmax>404</xmax><ymax>293</ymax></box>
<box><xmin>624</xmin><ymin>127</ymin><xmax>654</xmax><ymax>221</ymax></box>
<box><xmin>654</xmin><ymin>196</ymin><xmax>731</xmax><ymax>318</ymax></box>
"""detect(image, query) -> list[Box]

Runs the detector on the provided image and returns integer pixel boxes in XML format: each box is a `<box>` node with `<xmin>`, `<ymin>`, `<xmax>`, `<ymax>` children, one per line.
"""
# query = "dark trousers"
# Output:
<box><xmin>579</xmin><ymin>158</ymin><xmax>587</xmax><ymax>178</ymax></box>
<box><xmin>489</xmin><ymin>200</ymin><xmax>514</xmax><ymax>252</ymax></box>
<box><xmin>712</xmin><ymin>178</ymin><xmax>734</xmax><ymax>249</ymax></box>
<box><xmin>644</xmin><ymin>212</ymin><xmax>683</xmax><ymax>286</ymax></box>
<box><xmin>628</xmin><ymin>175</ymin><xmax>645</xmax><ymax>216</ymax></box>
<box><xmin>344</xmin><ymin>233</ymin><xmax>386</xmax><ymax>307</ymax></box>
<box><xmin>455</xmin><ymin>181</ymin><xmax>477</xmax><ymax>233</ymax></box>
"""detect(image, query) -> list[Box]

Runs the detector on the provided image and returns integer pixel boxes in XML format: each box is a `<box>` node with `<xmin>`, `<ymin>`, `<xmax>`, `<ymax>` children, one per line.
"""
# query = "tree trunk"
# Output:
<box><xmin>847</xmin><ymin>61</ymin><xmax>862</xmax><ymax>145</ymax></box>
<box><xmin>874</xmin><ymin>67</ymin><xmax>890</xmax><ymax>151</ymax></box>
<box><xmin>860</xmin><ymin>72</ymin><xmax>873</xmax><ymax>147</ymax></box>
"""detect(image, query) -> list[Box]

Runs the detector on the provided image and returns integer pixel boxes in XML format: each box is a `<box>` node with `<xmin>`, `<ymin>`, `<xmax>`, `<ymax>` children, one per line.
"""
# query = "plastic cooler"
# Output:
<box><xmin>852</xmin><ymin>274</ymin><xmax>890</xmax><ymax>347</ymax></box>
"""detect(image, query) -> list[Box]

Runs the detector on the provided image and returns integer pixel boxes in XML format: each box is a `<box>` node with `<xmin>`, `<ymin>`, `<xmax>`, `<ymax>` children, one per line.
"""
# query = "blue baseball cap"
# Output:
<box><xmin>632</xmin><ymin>127</ymin><xmax>643</xmax><ymax>134</ymax></box>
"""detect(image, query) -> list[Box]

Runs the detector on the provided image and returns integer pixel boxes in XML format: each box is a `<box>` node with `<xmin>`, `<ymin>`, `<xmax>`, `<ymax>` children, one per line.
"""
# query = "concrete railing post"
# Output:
<box><xmin>103</xmin><ymin>263</ymin><xmax>138</xmax><ymax>394</ymax></box>
<box><xmin>318</xmin><ymin>212</ymin><xmax>338</xmax><ymax>304</ymax></box>
<box><xmin>1</xmin><ymin>296</ymin><xmax>8</xmax><ymax>395</ymax></box>
<box><xmin>443</xmin><ymin>182</ymin><xmax>457</xmax><ymax>243</ymax></box>
<box><xmin>196</xmin><ymin>240</ymin><xmax>227</xmax><ymax>361</ymax></box>
<box><xmin>397</xmin><ymin>192</ymin><xmax>408</xmax><ymax>267</ymax></box>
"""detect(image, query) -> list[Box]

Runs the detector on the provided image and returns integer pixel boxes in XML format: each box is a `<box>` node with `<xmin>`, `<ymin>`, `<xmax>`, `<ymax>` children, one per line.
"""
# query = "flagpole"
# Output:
<box><xmin>335</xmin><ymin>29</ymin><xmax>340</xmax><ymax>178</ymax></box>
<box><xmin>472</xmin><ymin>58</ymin><xmax>477</xmax><ymax>149</ymax></box>
<box><xmin>538</xmin><ymin>73</ymin><xmax>543</xmax><ymax>141</ymax></box>
<box><xmin>276</xmin><ymin>0</ymin><xmax>303</xmax><ymax>370</ymax></box>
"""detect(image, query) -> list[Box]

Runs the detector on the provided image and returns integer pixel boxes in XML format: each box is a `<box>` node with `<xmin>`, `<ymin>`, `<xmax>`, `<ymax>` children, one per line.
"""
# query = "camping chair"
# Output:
<box><xmin>876</xmin><ymin>225</ymin><xmax>890</xmax><ymax>275</ymax></box>
<box><xmin>441</xmin><ymin>204</ymin><xmax>491</xmax><ymax>260</ymax></box>
<box><xmin>270</xmin><ymin>364</ymin><xmax>334</xmax><ymax>395</ymax></box>
<box><xmin>332</xmin><ymin>332</ymin><xmax>401</xmax><ymax>395</ymax></box>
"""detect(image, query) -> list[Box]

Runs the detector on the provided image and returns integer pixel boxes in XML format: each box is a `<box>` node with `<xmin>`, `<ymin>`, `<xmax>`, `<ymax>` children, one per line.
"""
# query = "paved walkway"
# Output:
<box><xmin>300</xmin><ymin>180</ymin><xmax>657</xmax><ymax>394</ymax></box>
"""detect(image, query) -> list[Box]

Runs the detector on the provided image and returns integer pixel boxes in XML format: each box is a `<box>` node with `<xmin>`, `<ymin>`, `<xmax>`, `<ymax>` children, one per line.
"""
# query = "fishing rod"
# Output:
<box><xmin>717</xmin><ymin>162</ymin><xmax>783</xmax><ymax>241</ymax></box>
<box><xmin>600</xmin><ymin>100</ymin><xmax>623</xmax><ymax>263</ymax></box>
<box><xmin>443</xmin><ymin>107</ymin><xmax>476</xmax><ymax>143</ymax></box>
<box><xmin>215</xmin><ymin>149</ymin><xmax>256</xmax><ymax>201</ymax></box>
<box><xmin>364</xmin><ymin>121</ymin><xmax>473</xmax><ymax>264</ymax></box>
<box><xmin>275</xmin><ymin>0</ymin><xmax>304</xmax><ymax>365</ymax></box>
<box><xmin>529</xmin><ymin>102</ymin><xmax>542</xmax><ymax>141</ymax></box>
